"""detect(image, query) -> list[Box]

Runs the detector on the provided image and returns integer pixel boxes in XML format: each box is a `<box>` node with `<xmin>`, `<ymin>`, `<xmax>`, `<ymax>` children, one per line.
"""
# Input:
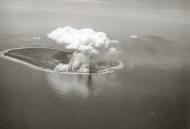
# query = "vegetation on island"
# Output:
<box><xmin>3</xmin><ymin>48</ymin><xmax>120</xmax><ymax>73</ymax></box>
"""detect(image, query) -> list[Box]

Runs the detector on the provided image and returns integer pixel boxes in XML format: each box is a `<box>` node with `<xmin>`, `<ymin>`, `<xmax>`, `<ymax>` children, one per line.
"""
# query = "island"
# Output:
<box><xmin>1</xmin><ymin>48</ymin><xmax>124</xmax><ymax>74</ymax></box>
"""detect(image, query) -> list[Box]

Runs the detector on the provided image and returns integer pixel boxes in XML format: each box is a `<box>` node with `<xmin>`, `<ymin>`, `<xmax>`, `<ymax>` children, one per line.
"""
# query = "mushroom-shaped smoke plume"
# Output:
<box><xmin>47</xmin><ymin>26</ymin><xmax>120</xmax><ymax>72</ymax></box>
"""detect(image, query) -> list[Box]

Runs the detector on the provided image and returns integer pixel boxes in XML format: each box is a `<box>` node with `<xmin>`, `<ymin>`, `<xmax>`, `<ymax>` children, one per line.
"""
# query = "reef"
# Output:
<box><xmin>1</xmin><ymin>48</ymin><xmax>123</xmax><ymax>74</ymax></box>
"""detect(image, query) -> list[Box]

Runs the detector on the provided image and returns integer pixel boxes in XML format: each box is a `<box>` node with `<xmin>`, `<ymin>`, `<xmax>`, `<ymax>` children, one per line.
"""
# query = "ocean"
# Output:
<box><xmin>0</xmin><ymin>8</ymin><xmax>190</xmax><ymax>129</ymax></box>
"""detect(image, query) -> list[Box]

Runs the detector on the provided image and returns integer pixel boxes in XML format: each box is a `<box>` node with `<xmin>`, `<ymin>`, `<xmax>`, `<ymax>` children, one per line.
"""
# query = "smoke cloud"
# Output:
<box><xmin>47</xmin><ymin>26</ymin><xmax>119</xmax><ymax>54</ymax></box>
<box><xmin>47</xmin><ymin>26</ymin><xmax>120</xmax><ymax>72</ymax></box>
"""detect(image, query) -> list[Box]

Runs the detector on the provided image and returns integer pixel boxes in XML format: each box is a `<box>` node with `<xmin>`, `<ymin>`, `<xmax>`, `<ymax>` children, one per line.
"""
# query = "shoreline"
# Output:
<box><xmin>0</xmin><ymin>47</ymin><xmax>55</xmax><ymax>73</ymax></box>
<box><xmin>0</xmin><ymin>47</ymin><xmax>125</xmax><ymax>75</ymax></box>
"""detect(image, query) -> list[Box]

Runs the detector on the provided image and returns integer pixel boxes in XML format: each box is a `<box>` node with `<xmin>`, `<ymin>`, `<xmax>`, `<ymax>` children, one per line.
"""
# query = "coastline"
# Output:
<box><xmin>0</xmin><ymin>47</ymin><xmax>125</xmax><ymax>75</ymax></box>
<box><xmin>0</xmin><ymin>47</ymin><xmax>55</xmax><ymax>73</ymax></box>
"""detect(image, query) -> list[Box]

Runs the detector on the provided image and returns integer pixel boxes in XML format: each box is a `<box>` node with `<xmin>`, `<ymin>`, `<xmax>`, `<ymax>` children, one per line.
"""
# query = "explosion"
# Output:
<box><xmin>47</xmin><ymin>26</ymin><xmax>120</xmax><ymax>73</ymax></box>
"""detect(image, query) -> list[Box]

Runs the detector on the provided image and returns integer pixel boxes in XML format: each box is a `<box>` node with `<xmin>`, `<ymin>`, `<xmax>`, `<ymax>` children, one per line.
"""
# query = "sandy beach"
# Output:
<box><xmin>0</xmin><ymin>47</ymin><xmax>124</xmax><ymax>75</ymax></box>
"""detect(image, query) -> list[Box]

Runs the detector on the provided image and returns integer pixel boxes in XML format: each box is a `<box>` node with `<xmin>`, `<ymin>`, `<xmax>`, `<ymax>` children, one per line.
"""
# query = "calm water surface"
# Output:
<box><xmin>0</xmin><ymin>9</ymin><xmax>190</xmax><ymax>129</ymax></box>
<box><xmin>0</xmin><ymin>45</ymin><xmax>189</xmax><ymax>129</ymax></box>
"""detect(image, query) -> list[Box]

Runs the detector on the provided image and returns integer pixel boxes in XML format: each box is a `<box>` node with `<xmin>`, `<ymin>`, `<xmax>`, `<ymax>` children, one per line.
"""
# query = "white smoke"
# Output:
<box><xmin>47</xmin><ymin>26</ymin><xmax>120</xmax><ymax>72</ymax></box>
<box><xmin>47</xmin><ymin>26</ymin><xmax>119</xmax><ymax>54</ymax></box>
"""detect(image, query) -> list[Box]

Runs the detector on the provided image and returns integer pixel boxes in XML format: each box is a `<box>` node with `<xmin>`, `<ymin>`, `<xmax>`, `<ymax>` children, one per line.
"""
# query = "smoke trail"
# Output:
<box><xmin>47</xmin><ymin>26</ymin><xmax>120</xmax><ymax>72</ymax></box>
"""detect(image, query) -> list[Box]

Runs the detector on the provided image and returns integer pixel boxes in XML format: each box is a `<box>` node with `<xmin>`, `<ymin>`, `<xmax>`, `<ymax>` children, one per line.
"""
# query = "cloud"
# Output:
<box><xmin>47</xmin><ymin>26</ymin><xmax>120</xmax><ymax>72</ymax></box>
<box><xmin>47</xmin><ymin>26</ymin><xmax>119</xmax><ymax>54</ymax></box>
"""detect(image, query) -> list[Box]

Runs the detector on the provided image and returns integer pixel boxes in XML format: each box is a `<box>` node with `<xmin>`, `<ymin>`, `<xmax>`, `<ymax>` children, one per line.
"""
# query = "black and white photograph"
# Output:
<box><xmin>0</xmin><ymin>0</ymin><xmax>190</xmax><ymax>129</ymax></box>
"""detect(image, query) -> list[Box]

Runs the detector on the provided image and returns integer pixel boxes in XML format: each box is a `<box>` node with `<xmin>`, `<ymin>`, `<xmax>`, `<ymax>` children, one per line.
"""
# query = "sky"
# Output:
<box><xmin>1</xmin><ymin>0</ymin><xmax>190</xmax><ymax>21</ymax></box>
<box><xmin>1</xmin><ymin>0</ymin><xmax>190</xmax><ymax>11</ymax></box>
<box><xmin>1</xmin><ymin>0</ymin><xmax>190</xmax><ymax>34</ymax></box>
